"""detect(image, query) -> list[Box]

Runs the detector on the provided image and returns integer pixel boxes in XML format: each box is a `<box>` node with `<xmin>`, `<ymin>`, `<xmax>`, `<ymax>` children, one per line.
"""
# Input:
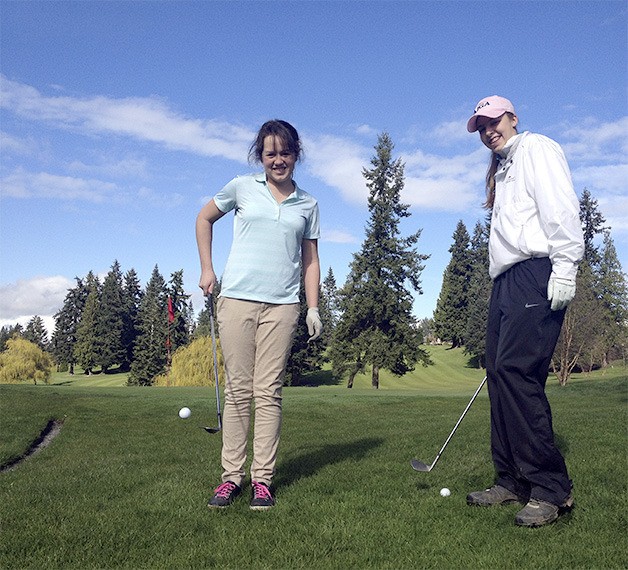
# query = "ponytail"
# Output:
<box><xmin>483</xmin><ymin>153</ymin><xmax>499</xmax><ymax>209</ymax></box>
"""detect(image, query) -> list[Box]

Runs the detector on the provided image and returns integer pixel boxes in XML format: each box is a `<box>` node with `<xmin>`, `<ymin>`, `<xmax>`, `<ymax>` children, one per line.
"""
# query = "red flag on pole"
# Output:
<box><xmin>167</xmin><ymin>296</ymin><xmax>175</xmax><ymax>324</ymax></box>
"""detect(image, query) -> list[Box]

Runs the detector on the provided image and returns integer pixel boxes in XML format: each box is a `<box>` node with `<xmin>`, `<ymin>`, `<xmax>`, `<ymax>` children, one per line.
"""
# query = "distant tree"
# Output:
<box><xmin>416</xmin><ymin>318</ymin><xmax>436</xmax><ymax>344</ymax></box>
<box><xmin>74</xmin><ymin>272</ymin><xmax>101</xmax><ymax>375</ymax></box>
<box><xmin>553</xmin><ymin>189</ymin><xmax>615</xmax><ymax>383</ymax></box>
<box><xmin>0</xmin><ymin>337</ymin><xmax>54</xmax><ymax>385</ymax></box>
<box><xmin>554</xmin><ymin>263</ymin><xmax>604</xmax><ymax>384</ymax></box>
<box><xmin>331</xmin><ymin>133</ymin><xmax>431</xmax><ymax>388</ymax></box>
<box><xmin>51</xmin><ymin>277</ymin><xmax>88</xmax><ymax>373</ymax></box>
<box><xmin>433</xmin><ymin>220</ymin><xmax>472</xmax><ymax>348</ymax></box>
<box><xmin>128</xmin><ymin>265</ymin><xmax>168</xmax><ymax>386</ymax></box>
<box><xmin>285</xmin><ymin>278</ymin><xmax>326</xmax><ymax>385</ymax></box>
<box><xmin>464</xmin><ymin>219</ymin><xmax>491</xmax><ymax>367</ymax></box>
<box><xmin>579</xmin><ymin>188</ymin><xmax>607</xmax><ymax>267</ymax></box>
<box><xmin>596</xmin><ymin>230</ymin><xmax>628</xmax><ymax>366</ymax></box>
<box><xmin>0</xmin><ymin>324</ymin><xmax>23</xmax><ymax>352</ymax></box>
<box><xmin>321</xmin><ymin>267</ymin><xmax>339</xmax><ymax>336</ymax></box>
<box><xmin>167</xmin><ymin>270</ymin><xmax>192</xmax><ymax>353</ymax></box>
<box><xmin>121</xmin><ymin>269</ymin><xmax>143</xmax><ymax>371</ymax></box>
<box><xmin>97</xmin><ymin>261</ymin><xmax>126</xmax><ymax>372</ymax></box>
<box><xmin>22</xmin><ymin>316</ymin><xmax>49</xmax><ymax>351</ymax></box>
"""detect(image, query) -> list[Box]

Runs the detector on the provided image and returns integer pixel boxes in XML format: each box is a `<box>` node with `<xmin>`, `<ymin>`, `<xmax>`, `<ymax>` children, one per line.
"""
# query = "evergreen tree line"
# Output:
<box><xmin>2</xmin><ymin>135</ymin><xmax>625</xmax><ymax>388</ymax></box>
<box><xmin>431</xmin><ymin>189</ymin><xmax>627</xmax><ymax>383</ymax></box>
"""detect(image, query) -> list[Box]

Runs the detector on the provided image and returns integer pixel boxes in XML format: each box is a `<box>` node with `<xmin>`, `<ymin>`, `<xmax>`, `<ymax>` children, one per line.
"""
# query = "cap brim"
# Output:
<box><xmin>467</xmin><ymin>109</ymin><xmax>509</xmax><ymax>133</ymax></box>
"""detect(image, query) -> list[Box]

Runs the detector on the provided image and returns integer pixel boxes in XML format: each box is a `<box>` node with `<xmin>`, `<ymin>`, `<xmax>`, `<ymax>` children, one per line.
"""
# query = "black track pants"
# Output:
<box><xmin>485</xmin><ymin>257</ymin><xmax>572</xmax><ymax>505</ymax></box>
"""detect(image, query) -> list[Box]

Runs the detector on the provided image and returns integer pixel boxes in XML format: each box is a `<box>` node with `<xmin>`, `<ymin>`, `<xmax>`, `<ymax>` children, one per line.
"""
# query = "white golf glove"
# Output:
<box><xmin>306</xmin><ymin>307</ymin><xmax>323</xmax><ymax>341</ymax></box>
<box><xmin>547</xmin><ymin>275</ymin><xmax>576</xmax><ymax>311</ymax></box>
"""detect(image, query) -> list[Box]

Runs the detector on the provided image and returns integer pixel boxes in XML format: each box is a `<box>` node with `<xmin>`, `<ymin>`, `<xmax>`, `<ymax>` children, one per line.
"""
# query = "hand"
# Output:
<box><xmin>547</xmin><ymin>275</ymin><xmax>576</xmax><ymax>311</ymax></box>
<box><xmin>306</xmin><ymin>307</ymin><xmax>322</xmax><ymax>342</ymax></box>
<box><xmin>198</xmin><ymin>268</ymin><xmax>217</xmax><ymax>296</ymax></box>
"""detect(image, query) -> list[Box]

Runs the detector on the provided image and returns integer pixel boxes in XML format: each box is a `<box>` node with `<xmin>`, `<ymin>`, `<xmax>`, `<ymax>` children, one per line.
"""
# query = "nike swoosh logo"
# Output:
<box><xmin>525</xmin><ymin>303</ymin><xmax>540</xmax><ymax>308</ymax></box>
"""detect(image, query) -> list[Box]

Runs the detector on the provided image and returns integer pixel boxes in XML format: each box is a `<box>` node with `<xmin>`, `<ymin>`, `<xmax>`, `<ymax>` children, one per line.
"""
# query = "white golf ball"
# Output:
<box><xmin>178</xmin><ymin>407</ymin><xmax>191</xmax><ymax>419</ymax></box>
<box><xmin>440</xmin><ymin>487</ymin><xmax>451</xmax><ymax>497</ymax></box>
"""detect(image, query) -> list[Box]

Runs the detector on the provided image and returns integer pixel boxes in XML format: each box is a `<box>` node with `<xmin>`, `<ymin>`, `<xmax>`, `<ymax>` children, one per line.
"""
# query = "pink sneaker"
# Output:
<box><xmin>208</xmin><ymin>481</ymin><xmax>241</xmax><ymax>508</ymax></box>
<box><xmin>250</xmin><ymin>481</ymin><xmax>275</xmax><ymax>510</ymax></box>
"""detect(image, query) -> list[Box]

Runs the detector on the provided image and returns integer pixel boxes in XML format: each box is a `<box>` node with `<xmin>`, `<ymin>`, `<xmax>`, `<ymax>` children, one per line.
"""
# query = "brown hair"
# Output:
<box><xmin>248</xmin><ymin>120</ymin><xmax>303</xmax><ymax>164</ymax></box>
<box><xmin>483</xmin><ymin>112</ymin><xmax>517</xmax><ymax>210</ymax></box>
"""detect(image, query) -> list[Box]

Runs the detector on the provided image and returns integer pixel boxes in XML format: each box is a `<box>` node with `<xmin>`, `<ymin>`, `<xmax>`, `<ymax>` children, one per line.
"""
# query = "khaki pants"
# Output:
<box><xmin>217</xmin><ymin>297</ymin><xmax>299</xmax><ymax>487</ymax></box>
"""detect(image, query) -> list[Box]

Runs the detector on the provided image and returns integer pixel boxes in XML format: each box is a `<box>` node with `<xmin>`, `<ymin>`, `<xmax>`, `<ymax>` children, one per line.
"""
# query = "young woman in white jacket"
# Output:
<box><xmin>465</xmin><ymin>96</ymin><xmax>584</xmax><ymax>527</ymax></box>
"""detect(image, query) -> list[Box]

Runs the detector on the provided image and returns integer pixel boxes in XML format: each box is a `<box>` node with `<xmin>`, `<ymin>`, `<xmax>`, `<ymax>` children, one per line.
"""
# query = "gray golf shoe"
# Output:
<box><xmin>515</xmin><ymin>494</ymin><xmax>574</xmax><ymax>527</ymax></box>
<box><xmin>467</xmin><ymin>484</ymin><xmax>524</xmax><ymax>506</ymax></box>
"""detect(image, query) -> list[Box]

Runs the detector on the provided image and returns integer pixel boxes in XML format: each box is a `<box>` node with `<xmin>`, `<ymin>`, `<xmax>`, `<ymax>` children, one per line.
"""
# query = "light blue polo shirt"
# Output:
<box><xmin>213</xmin><ymin>173</ymin><xmax>320</xmax><ymax>304</ymax></box>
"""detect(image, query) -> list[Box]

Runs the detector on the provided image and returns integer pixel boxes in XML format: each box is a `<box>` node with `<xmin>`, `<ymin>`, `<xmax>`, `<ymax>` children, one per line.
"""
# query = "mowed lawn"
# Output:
<box><xmin>1</xmin><ymin>347</ymin><xmax>626</xmax><ymax>569</ymax></box>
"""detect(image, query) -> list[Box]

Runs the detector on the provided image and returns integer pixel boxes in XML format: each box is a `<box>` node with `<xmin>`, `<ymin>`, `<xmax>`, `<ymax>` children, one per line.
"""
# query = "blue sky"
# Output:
<box><xmin>1</xmin><ymin>0</ymin><xmax>627</xmax><ymax>334</ymax></box>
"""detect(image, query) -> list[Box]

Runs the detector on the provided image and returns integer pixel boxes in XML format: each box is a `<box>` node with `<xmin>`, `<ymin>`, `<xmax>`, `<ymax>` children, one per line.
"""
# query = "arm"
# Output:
<box><xmin>529</xmin><ymin>135</ymin><xmax>584</xmax><ymax>280</ymax></box>
<box><xmin>302</xmin><ymin>238</ymin><xmax>320</xmax><ymax>309</ymax></box>
<box><xmin>195</xmin><ymin>199</ymin><xmax>227</xmax><ymax>295</ymax></box>
<box><xmin>302</xmin><ymin>238</ymin><xmax>322</xmax><ymax>340</ymax></box>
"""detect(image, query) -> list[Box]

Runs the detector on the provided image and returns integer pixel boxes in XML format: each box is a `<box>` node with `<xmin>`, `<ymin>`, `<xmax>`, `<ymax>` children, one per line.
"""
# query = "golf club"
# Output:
<box><xmin>202</xmin><ymin>293</ymin><xmax>222</xmax><ymax>434</ymax></box>
<box><xmin>411</xmin><ymin>375</ymin><xmax>487</xmax><ymax>472</ymax></box>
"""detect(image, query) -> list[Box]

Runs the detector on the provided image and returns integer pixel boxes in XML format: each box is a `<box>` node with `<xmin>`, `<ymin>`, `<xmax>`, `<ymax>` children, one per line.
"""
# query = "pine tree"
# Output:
<box><xmin>74</xmin><ymin>272</ymin><xmax>101</xmax><ymax>374</ymax></box>
<box><xmin>167</xmin><ymin>270</ymin><xmax>191</xmax><ymax>353</ymax></box>
<box><xmin>51</xmin><ymin>277</ymin><xmax>88</xmax><ymax>373</ymax></box>
<box><xmin>128</xmin><ymin>265</ymin><xmax>168</xmax><ymax>386</ymax></box>
<box><xmin>285</xmin><ymin>277</ymin><xmax>326</xmax><ymax>385</ymax></box>
<box><xmin>464</xmin><ymin>219</ymin><xmax>491</xmax><ymax>367</ymax></box>
<box><xmin>596</xmin><ymin>230</ymin><xmax>628</xmax><ymax>366</ymax></box>
<box><xmin>554</xmin><ymin>188</ymin><xmax>614</xmax><ymax>382</ymax></box>
<box><xmin>321</xmin><ymin>267</ymin><xmax>339</xmax><ymax>340</ymax></box>
<box><xmin>23</xmin><ymin>316</ymin><xmax>49</xmax><ymax>352</ymax></box>
<box><xmin>0</xmin><ymin>324</ymin><xmax>23</xmax><ymax>352</ymax></box>
<box><xmin>97</xmin><ymin>261</ymin><xmax>126</xmax><ymax>372</ymax></box>
<box><xmin>121</xmin><ymin>269</ymin><xmax>143</xmax><ymax>371</ymax></box>
<box><xmin>433</xmin><ymin>220</ymin><xmax>472</xmax><ymax>348</ymax></box>
<box><xmin>579</xmin><ymin>188</ymin><xmax>607</xmax><ymax>266</ymax></box>
<box><xmin>331</xmin><ymin>133</ymin><xmax>431</xmax><ymax>389</ymax></box>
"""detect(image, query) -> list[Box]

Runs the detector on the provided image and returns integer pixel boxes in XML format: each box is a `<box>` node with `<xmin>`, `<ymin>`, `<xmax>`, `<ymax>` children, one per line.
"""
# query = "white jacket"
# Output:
<box><xmin>489</xmin><ymin>131</ymin><xmax>584</xmax><ymax>280</ymax></box>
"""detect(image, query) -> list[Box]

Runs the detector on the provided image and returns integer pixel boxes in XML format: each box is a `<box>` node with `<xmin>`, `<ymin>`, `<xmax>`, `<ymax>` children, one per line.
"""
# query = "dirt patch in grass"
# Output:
<box><xmin>0</xmin><ymin>419</ymin><xmax>64</xmax><ymax>473</ymax></box>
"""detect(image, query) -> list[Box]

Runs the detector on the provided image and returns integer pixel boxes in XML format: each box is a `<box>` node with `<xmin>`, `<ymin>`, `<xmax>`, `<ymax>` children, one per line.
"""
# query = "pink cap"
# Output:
<box><xmin>467</xmin><ymin>96</ymin><xmax>516</xmax><ymax>132</ymax></box>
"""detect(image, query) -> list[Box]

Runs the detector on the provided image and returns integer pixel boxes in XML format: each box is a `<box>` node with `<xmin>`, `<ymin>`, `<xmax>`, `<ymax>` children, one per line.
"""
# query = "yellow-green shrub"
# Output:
<box><xmin>0</xmin><ymin>337</ymin><xmax>54</xmax><ymax>385</ymax></box>
<box><xmin>154</xmin><ymin>336</ymin><xmax>225</xmax><ymax>387</ymax></box>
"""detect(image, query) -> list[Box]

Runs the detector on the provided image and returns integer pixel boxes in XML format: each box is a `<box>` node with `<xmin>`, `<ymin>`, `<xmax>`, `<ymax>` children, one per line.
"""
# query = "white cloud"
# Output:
<box><xmin>0</xmin><ymin>276</ymin><xmax>74</xmax><ymax>326</ymax></box>
<box><xmin>304</xmin><ymin>134</ymin><xmax>370</xmax><ymax>204</ymax></box>
<box><xmin>401</xmin><ymin>147</ymin><xmax>487</xmax><ymax>211</ymax></box>
<box><xmin>561</xmin><ymin>116</ymin><xmax>628</xmax><ymax>162</ymax></box>
<box><xmin>0</xmin><ymin>130</ymin><xmax>34</xmax><ymax>154</ymax></box>
<box><xmin>0</xmin><ymin>75</ymin><xmax>254</xmax><ymax>162</ymax></box>
<box><xmin>571</xmin><ymin>163</ymin><xmax>628</xmax><ymax>195</ymax></box>
<box><xmin>322</xmin><ymin>228</ymin><xmax>359</xmax><ymax>244</ymax></box>
<box><xmin>1</xmin><ymin>168</ymin><xmax>121</xmax><ymax>202</ymax></box>
<box><xmin>67</xmin><ymin>157</ymin><xmax>149</xmax><ymax>179</ymax></box>
<box><xmin>430</xmin><ymin>119</ymin><xmax>470</xmax><ymax>146</ymax></box>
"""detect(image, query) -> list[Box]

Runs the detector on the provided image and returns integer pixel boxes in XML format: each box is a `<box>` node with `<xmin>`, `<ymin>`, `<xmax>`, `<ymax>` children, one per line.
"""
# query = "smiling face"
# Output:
<box><xmin>261</xmin><ymin>135</ymin><xmax>296</xmax><ymax>189</ymax></box>
<box><xmin>477</xmin><ymin>113</ymin><xmax>519</xmax><ymax>154</ymax></box>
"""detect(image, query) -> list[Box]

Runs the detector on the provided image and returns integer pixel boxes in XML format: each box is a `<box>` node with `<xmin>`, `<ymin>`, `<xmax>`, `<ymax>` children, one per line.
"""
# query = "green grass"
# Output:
<box><xmin>1</xmin><ymin>350</ymin><xmax>627</xmax><ymax>569</ymax></box>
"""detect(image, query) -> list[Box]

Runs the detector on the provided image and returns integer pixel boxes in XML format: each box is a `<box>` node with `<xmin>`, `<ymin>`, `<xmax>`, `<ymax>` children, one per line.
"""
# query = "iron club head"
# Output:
<box><xmin>202</xmin><ymin>426</ymin><xmax>221</xmax><ymax>434</ymax></box>
<box><xmin>410</xmin><ymin>459</ymin><xmax>432</xmax><ymax>472</ymax></box>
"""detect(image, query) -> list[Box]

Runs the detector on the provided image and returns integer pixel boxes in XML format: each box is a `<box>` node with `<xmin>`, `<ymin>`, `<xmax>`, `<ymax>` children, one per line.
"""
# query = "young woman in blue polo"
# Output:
<box><xmin>196</xmin><ymin>120</ymin><xmax>322</xmax><ymax>510</ymax></box>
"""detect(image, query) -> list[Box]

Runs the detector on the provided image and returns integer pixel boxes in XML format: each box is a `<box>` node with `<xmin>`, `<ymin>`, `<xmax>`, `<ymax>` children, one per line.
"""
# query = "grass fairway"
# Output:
<box><xmin>1</xmin><ymin>354</ymin><xmax>626</xmax><ymax>569</ymax></box>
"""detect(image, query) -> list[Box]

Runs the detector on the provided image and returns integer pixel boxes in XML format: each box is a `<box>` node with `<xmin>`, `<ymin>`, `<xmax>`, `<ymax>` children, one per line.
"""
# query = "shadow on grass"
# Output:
<box><xmin>290</xmin><ymin>369</ymin><xmax>342</xmax><ymax>387</ymax></box>
<box><xmin>276</xmin><ymin>437</ymin><xmax>384</xmax><ymax>488</ymax></box>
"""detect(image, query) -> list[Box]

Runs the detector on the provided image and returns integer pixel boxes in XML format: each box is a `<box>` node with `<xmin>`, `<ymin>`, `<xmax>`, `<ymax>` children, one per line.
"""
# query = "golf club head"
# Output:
<box><xmin>411</xmin><ymin>459</ymin><xmax>432</xmax><ymax>472</ymax></box>
<box><xmin>202</xmin><ymin>426</ymin><xmax>221</xmax><ymax>434</ymax></box>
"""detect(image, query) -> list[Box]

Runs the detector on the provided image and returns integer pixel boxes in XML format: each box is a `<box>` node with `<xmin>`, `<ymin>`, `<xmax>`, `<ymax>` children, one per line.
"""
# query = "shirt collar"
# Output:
<box><xmin>254</xmin><ymin>172</ymin><xmax>301</xmax><ymax>199</ymax></box>
<box><xmin>498</xmin><ymin>132</ymin><xmax>525</xmax><ymax>161</ymax></box>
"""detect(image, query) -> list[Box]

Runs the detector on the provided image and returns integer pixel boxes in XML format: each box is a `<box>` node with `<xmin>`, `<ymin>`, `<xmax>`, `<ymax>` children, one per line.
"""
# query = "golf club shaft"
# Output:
<box><xmin>413</xmin><ymin>376</ymin><xmax>487</xmax><ymax>471</ymax></box>
<box><xmin>208</xmin><ymin>293</ymin><xmax>222</xmax><ymax>431</ymax></box>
